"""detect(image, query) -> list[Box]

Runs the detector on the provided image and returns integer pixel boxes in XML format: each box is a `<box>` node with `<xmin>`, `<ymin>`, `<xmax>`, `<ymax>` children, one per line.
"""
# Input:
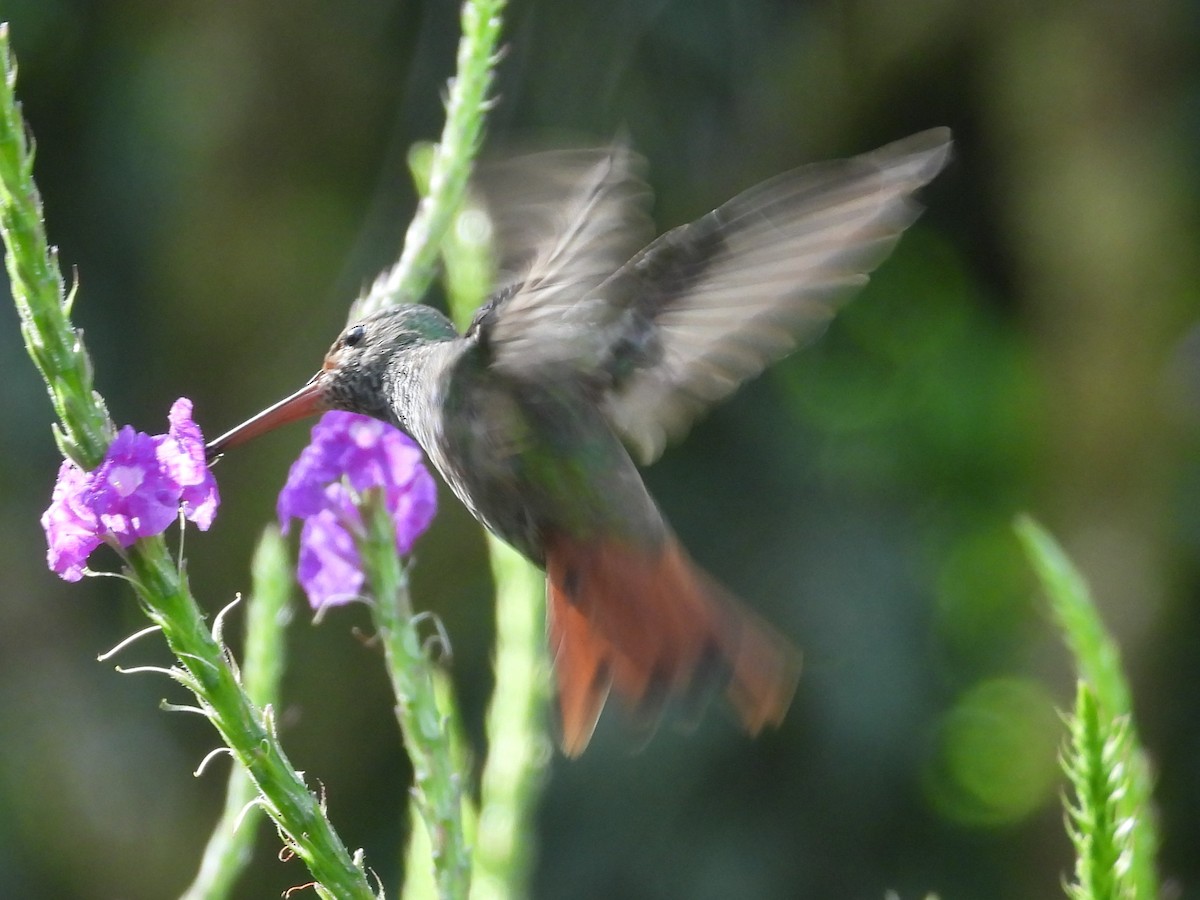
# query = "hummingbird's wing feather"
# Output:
<box><xmin>468</xmin><ymin>142</ymin><xmax>653</xmax><ymax>355</ymax></box>
<box><xmin>597</xmin><ymin>128</ymin><xmax>952</xmax><ymax>464</ymax></box>
<box><xmin>471</xmin><ymin>130</ymin><xmax>951</xmax><ymax>463</ymax></box>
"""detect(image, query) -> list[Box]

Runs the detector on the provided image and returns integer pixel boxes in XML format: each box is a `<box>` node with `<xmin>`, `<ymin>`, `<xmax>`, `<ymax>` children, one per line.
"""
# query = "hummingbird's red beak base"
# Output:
<box><xmin>206</xmin><ymin>377</ymin><xmax>328</xmax><ymax>460</ymax></box>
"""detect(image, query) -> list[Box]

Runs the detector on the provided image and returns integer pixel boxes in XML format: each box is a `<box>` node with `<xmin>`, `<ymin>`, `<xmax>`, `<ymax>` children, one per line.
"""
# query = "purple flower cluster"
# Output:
<box><xmin>42</xmin><ymin>398</ymin><xmax>220</xmax><ymax>581</ymax></box>
<box><xmin>277</xmin><ymin>411</ymin><xmax>437</xmax><ymax>609</ymax></box>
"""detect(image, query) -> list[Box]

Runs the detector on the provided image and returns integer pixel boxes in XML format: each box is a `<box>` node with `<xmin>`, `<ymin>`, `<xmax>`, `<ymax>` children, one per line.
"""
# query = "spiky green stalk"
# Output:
<box><xmin>0</xmin><ymin>24</ymin><xmax>112</xmax><ymax>467</ymax></box>
<box><xmin>1015</xmin><ymin>516</ymin><xmax>1158</xmax><ymax>900</ymax></box>
<box><xmin>2</xmin><ymin>25</ymin><xmax>375</xmax><ymax>900</ymax></box>
<box><xmin>181</xmin><ymin>526</ymin><xmax>294</xmax><ymax>900</ymax></box>
<box><xmin>359</xmin><ymin>495</ymin><xmax>471</xmax><ymax>900</ymax></box>
<box><xmin>1062</xmin><ymin>683</ymin><xmax>1135</xmax><ymax>900</ymax></box>
<box><xmin>356</xmin><ymin>0</ymin><xmax>507</xmax><ymax>317</ymax></box>
<box><xmin>419</xmin><ymin>141</ymin><xmax>553</xmax><ymax>900</ymax></box>
<box><xmin>469</xmin><ymin>537</ymin><xmax>551</xmax><ymax>900</ymax></box>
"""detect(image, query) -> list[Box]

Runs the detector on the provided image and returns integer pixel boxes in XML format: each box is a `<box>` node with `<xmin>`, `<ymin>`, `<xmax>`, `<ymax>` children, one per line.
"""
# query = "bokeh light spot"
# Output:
<box><xmin>926</xmin><ymin>677</ymin><xmax>1060</xmax><ymax>826</ymax></box>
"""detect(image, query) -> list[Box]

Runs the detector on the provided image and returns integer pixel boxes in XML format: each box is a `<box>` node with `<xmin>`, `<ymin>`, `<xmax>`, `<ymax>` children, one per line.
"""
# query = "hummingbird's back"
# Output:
<box><xmin>417</xmin><ymin>341</ymin><xmax>797</xmax><ymax>756</ymax></box>
<box><xmin>415</xmin><ymin>343</ymin><xmax>667</xmax><ymax>566</ymax></box>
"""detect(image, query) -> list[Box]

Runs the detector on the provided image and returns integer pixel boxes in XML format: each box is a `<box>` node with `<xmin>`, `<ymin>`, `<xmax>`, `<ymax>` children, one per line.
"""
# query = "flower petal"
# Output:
<box><xmin>42</xmin><ymin>461</ymin><xmax>102</xmax><ymax>581</ymax></box>
<box><xmin>277</xmin><ymin>440</ymin><xmax>340</xmax><ymax>528</ymax></box>
<box><xmin>278</xmin><ymin>411</ymin><xmax>438</xmax><ymax>598</ymax></box>
<box><xmin>87</xmin><ymin>427</ymin><xmax>180</xmax><ymax>545</ymax></box>
<box><xmin>389</xmin><ymin>464</ymin><xmax>438</xmax><ymax>555</ymax></box>
<box><xmin>297</xmin><ymin>509</ymin><xmax>364</xmax><ymax>609</ymax></box>
<box><xmin>161</xmin><ymin>399</ymin><xmax>221</xmax><ymax>530</ymax></box>
<box><xmin>42</xmin><ymin>398</ymin><xmax>224</xmax><ymax>580</ymax></box>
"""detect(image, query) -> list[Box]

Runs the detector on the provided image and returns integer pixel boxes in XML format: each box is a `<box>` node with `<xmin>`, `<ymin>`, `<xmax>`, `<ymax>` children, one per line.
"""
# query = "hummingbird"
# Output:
<box><xmin>207</xmin><ymin>128</ymin><xmax>952</xmax><ymax>755</ymax></box>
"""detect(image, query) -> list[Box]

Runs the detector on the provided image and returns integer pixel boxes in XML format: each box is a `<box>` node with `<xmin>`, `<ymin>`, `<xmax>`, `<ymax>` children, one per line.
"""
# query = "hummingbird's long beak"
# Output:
<box><xmin>205</xmin><ymin>374</ymin><xmax>328</xmax><ymax>461</ymax></box>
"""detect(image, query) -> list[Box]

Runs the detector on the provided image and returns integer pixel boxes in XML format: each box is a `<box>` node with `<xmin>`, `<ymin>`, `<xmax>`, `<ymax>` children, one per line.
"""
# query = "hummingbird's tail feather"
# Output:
<box><xmin>545</xmin><ymin>532</ymin><xmax>800</xmax><ymax>756</ymax></box>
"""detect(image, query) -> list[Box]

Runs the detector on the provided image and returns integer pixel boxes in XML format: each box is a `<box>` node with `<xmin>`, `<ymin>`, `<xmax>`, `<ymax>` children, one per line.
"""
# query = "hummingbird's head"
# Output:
<box><xmin>206</xmin><ymin>305</ymin><xmax>457</xmax><ymax>459</ymax></box>
<box><xmin>319</xmin><ymin>305</ymin><xmax>458</xmax><ymax>418</ymax></box>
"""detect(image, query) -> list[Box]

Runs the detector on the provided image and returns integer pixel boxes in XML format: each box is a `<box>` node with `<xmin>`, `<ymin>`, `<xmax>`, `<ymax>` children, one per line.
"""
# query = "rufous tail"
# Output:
<box><xmin>545</xmin><ymin>532</ymin><xmax>800</xmax><ymax>756</ymax></box>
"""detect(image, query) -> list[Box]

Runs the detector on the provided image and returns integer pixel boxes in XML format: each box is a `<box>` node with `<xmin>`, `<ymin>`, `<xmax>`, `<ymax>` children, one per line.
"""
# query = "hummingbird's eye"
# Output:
<box><xmin>343</xmin><ymin>324</ymin><xmax>366</xmax><ymax>348</ymax></box>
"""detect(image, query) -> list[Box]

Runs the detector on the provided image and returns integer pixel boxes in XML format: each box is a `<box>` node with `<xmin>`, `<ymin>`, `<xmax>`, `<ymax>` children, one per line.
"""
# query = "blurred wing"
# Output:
<box><xmin>468</xmin><ymin>142</ymin><xmax>654</xmax><ymax>369</ymax></box>
<box><xmin>598</xmin><ymin>128</ymin><xmax>953</xmax><ymax>464</ymax></box>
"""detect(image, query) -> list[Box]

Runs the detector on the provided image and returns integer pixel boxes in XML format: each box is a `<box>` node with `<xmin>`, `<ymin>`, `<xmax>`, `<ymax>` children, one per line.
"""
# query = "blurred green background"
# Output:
<box><xmin>3</xmin><ymin>1</ymin><xmax>1200</xmax><ymax>898</ymax></box>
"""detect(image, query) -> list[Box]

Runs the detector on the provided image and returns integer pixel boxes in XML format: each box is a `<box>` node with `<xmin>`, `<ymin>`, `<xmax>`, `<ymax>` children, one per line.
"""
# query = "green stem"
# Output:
<box><xmin>1015</xmin><ymin>516</ymin><xmax>1159</xmax><ymax>900</ymax></box>
<box><xmin>355</xmin><ymin>0</ymin><xmax>507</xmax><ymax>317</ymax></box>
<box><xmin>125</xmin><ymin>541</ymin><xmax>375</xmax><ymax>900</ymax></box>
<box><xmin>0</xmin><ymin>24</ymin><xmax>112</xmax><ymax>467</ymax></box>
<box><xmin>360</xmin><ymin>497</ymin><xmax>471</xmax><ymax>900</ymax></box>
<box><xmin>470</xmin><ymin>536</ymin><xmax>550</xmax><ymax>900</ymax></box>
<box><xmin>2</xmin><ymin>27</ymin><xmax>375</xmax><ymax>900</ymax></box>
<box><xmin>403</xmin><ymin>671</ymin><xmax>479</xmax><ymax>900</ymax></box>
<box><xmin>181</xmin><ymin>526</ymin><xmax>295</xmax><ymax>900</ymax></box>
<box><xmin>1015</xmin><ymin>516</ymin><xmax>1130</xmax><ymax>714</ymax></box>
<box><xmin>1063</xmin><ymin>682</ymin><xmax>1127</xmax><ymax>900</ymax></box>
<box><xmin>420</xmin><ymin>88</ymin><xmax>553</xmax><ymax>900</ymax></box>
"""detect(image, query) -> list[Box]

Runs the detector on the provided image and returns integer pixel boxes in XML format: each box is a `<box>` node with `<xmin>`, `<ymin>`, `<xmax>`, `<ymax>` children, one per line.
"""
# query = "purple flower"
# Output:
<box><xmin>162</xmin><ymin>398</ymin><xmax>220</xmax><ymax>530</ymax></box>
<box><xmin>277</xmin><ymin>411</ymin><xmax>437</xmax><ymax>609</ymax></box>
<box><xmin>41</xmin><ymin>398</ymin><xmax>221</xmax><ymax>581</ymax></box>
<box><xmin>42</xmin><ymin>461</ymin><xmax>103</xmax><ymax>582</ymax></box>
<box><xmin>297</xmin><ymin>507</ymin><xmax>365</xmax><ymax>607</ymax></box>
<box><xmin>87</xmin><ymin>426</ymin><xmax>182</xmax><ymax>545</ymax></box>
